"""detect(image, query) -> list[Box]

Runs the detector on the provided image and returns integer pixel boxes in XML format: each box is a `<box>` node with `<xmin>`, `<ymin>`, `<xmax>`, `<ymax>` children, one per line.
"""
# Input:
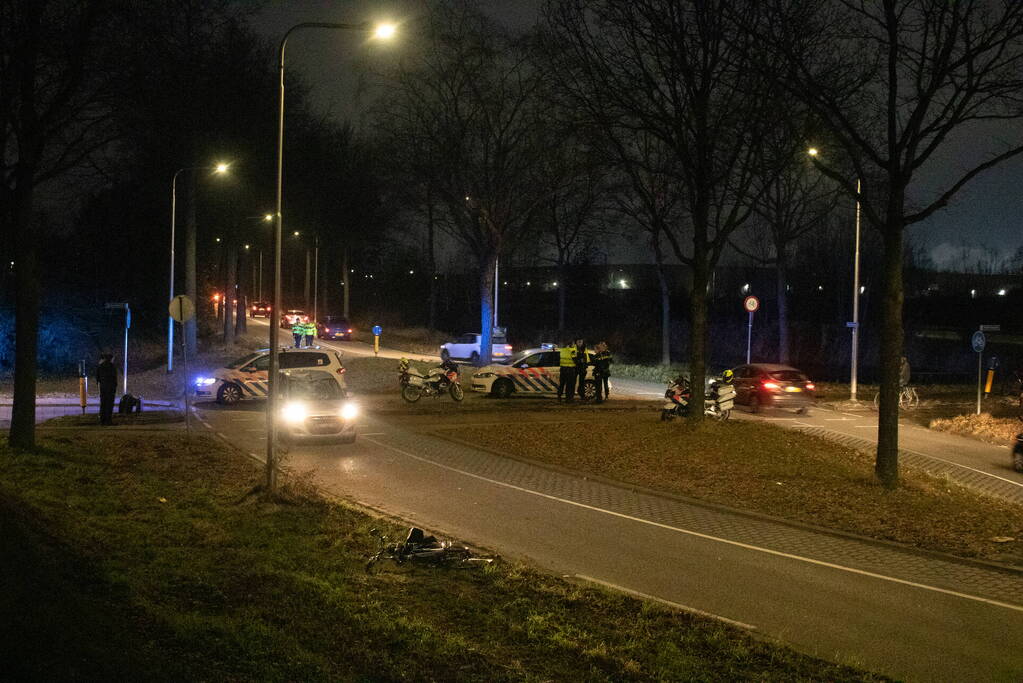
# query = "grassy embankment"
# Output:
<box><xmin>0</xmin><ymin>431</ymin><xmax>878</xmax><ymax>681</ymax></box>
<box><xmin>446</xmin><ymin>416</ymin><xmax>1023</xmax><ymax>565</ymax></box>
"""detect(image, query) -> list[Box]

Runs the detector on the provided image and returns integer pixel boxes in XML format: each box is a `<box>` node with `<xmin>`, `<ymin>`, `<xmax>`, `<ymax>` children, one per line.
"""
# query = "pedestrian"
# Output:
<box><xmin>292</xmin><ymin>319</ymin><xmax>305</xmax><ymax>348</ymax></box>
<box><xmin>96</xmin><ymin>352</ymin><xmax>117</xmax><ymax>426</ymax></box>
<box><xmin>557</xmin><ymin>339</ymin><xmax>576</xmax><ymax>402</ymax></box>
<box><xmin>303</xmin><ymin>319</ymin><xmax>316</xmax><ymax>348</ymax></box>
<box><xmin>593</xmin><ymin>341</ymin><xmax>613</xmax><ymax>403</ymax></box>
<box><xmin>899</xmin><ymin>355</ymin><xmax>911</xmax><ymax>388</ymax></box>
<box><xmin>574</xmin><ymin>338</ymin><xmax>591</xmax><ymax>401</ymax></box>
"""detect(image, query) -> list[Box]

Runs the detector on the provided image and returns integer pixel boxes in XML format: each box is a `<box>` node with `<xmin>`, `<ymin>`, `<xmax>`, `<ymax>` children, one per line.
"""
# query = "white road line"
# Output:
<box><xmin>364</xmin><ymin>435</ymin><xmax>1023</xmax><ymax>614</ymax></box>
<box><xmin>361</xmin><ymin>432</ymin><xmax>386</xmax><ymax>436</ymax></box>
<box><xmin>841</xmin><ymin>412</ymin><xmax>863</xmax><ymax>418</ymax></box>
<box><xmin>575</xmin><ymin>574</ymin><xmax>756</xmax><ymax>631</ymax></box>
<box><xmin>824</xmin><ymin>418</ymin><xmax>855</xmax><ymax>421</ymax></box>
<box><xmin>216</xmin><ymin>432</ymin><xmax>227</xmax><ymax>439</ymax></box>
<box><xmin>898</xmin><ymin>445</ymin><xmax>1023</xmax><ymax>489</ymax></box>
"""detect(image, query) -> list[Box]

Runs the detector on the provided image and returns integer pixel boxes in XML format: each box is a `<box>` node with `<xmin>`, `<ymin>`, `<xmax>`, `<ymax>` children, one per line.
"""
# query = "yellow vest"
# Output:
<box><xmin>559</xmin><ymin>347</ymin><xmax>575</xmax><ymax>367</ymax></box>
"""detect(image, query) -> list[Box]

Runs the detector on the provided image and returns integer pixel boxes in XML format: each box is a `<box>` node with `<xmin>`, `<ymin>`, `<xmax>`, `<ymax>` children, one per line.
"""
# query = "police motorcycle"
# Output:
<box><xmin>400</xmin><ymin>358</ymin><xmax>464</xmax><ymax>403</ymax></box>
<box><xmin>661</xmin><ymin>370</ymin><xmax>736</xmax><ymax>421</ymax></box>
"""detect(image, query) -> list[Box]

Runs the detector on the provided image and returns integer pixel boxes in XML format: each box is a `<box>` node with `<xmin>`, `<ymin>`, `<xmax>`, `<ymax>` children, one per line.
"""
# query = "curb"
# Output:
<box><xmin>426</xmin><ymin>427</ymin><xmax>1023</xmax><ymax>578</ymax></box>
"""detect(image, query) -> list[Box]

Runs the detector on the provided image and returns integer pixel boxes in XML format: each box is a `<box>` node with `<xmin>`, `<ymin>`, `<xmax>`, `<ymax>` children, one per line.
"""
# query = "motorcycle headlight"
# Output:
<box><xmin>474</xmin><ymin>372</ymin><xmax>496</xmax><ymax>379</ymax></box>
<box><xmin>282</xmin><ymin>402</ymin><xmax>307</xmax><ymax>424</ymax></box>
<box><xmin>339</xmin><ymin>403</ymin><xmax>359</xmax><ymax>420</ymax></box>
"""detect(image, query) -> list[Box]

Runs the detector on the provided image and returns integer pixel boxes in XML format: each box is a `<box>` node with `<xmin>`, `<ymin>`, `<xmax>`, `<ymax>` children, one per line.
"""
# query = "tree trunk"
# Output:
<box><xmin>557</xmin><ymin>262</ymin><xmax>568</xmax><ymax>333</ymax></box>
<box><xmin>184</xmin><ymin>177</ymin><xmax>198</xmax><ymax>357</ymax></box>
<box><xmin>9</xmin><ymin>171</ymin><xmax>39</xmax><ymax>450</ymax></box>
<box><xmin>687</xmin><ymin>256</ymin><xmax>711</xmax><ymax>423</ymax></box>
<box><xmin>776</xmin><ymin>245</ymin><xmax>790</xmax><ymax>364</ymax></box>
<box><xmin>223</xmin><ymin>241</ymin><xmax>237</xmax><ymax>345</ymax></box>
<box><xmin>875</xmin><ymin>219</ymin><xmax>904</xmax><ymax>488</ymax></box>
<box><xmin>427</xmin><ymin>190</ymin><xmax>437</xmax><ymax>330</ymax></box>
<box><xmin>653</xmin><ymin>239</ymin><xmax>671</xmax><ymax>366</ymax></box>
<box><xmin>478</xmin><ymin>251</ymin><xmax>498</xmax><ymax>366</ymax></box>
<box><xmin>342</xmin><ymin>248</ymin><xmax>350</xmax><ymax>319</ymax></box>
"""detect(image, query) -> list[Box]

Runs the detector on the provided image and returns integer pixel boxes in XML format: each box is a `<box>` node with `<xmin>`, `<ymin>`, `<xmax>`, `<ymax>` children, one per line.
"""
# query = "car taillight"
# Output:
<box><xmin>805</xmin><ymin>382</ymin><xmax>816</xmax><ymax>390</ymax></box>
<box><xmin>348</xmin><ymin>328</ymin><xmax>352</xmax><ymax>333</ymax></box>
<box><xmin>324</xmin><ymin>328</ymin><xmax>330</xmax><ymax>333</ymax></box>
<box><xmin>504</xmin><ymin>345</ymin><xmax>512</xmax><ymax>350</ymax></box>
<box><xmin>336</xmin><ymin>367</ymin><xmax>346</xmax><ymax>374</ymax></box>
<box><xmin>762</xmin><ymin>381</ymin><xmax>780</xmax><ymax>390</ymax></box>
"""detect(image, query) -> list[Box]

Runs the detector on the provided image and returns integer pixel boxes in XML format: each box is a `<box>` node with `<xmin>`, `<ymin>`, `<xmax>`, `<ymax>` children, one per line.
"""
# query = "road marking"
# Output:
<box><xmin>898</xmin><ymin>445</ymin><xmax>1023</xmax><ymax>489</ymax></box>
<box><xmin>364</xmin><ymin>435</ymin><xmax>1023</xmax><ymax>614</ymax></box>
<box><xmin>361</xmin><ymin>432</ymin><xmax>386</xmax><ymax>436</ymax></box>
<box><xmin>824</xmin><ymin>418</ymin><xmax>855</xmax><ymax>421</ymax></box>
<box><xmin>575</xmin><ymin>575</ymin><xmax>756</xmax><ymax>631</ymax></box>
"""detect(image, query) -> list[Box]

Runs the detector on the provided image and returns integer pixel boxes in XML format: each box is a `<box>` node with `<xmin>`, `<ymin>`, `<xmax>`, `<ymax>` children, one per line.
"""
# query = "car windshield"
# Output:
<box><xmin>283</xmin><ymin>371</ymin><xmax>344</xmax><ymax>400</ymax></box>
<box><xmin>226</xmin><ymin>352</ymin><xmax>261</xmax><ymax>369</ymax></box>
<box><xmin>324</xmin><ymin>317</ymin><xmax>348</xmax><ymax>324</ymax></box>
<box><xmin>769</xmin><ymin>370</ymin><xmax>809</xmax><ymax>382</ymax></box>
<box><xmin>492</xmin><ymin>336</ymin><xmax>507</xmax><ymax>344</ymax></box>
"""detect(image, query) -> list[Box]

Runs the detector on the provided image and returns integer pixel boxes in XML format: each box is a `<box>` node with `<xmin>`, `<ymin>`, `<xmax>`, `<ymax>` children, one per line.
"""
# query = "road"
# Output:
<box><xmin>199</xmin><ymin>320</ymin><xmax>1023</xmax><ymax>680</ymax></box>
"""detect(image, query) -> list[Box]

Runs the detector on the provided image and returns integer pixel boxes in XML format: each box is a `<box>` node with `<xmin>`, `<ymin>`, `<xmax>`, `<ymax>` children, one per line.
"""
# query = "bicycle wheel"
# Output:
<box><xmin>906</xmin><ymin>387</ymin><xmax>919</xmax><ymax>408</ymax></box>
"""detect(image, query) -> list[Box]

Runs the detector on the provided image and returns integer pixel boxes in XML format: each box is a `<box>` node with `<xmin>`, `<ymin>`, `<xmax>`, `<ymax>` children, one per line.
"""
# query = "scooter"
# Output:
<box><xmin>661</xmin><ymin>374</ymin><xmax>735</xmax><ymax>421</ymax></box>
<box><xmin>401</xmin><ymin>359</ymin><xmax>464</xmax><ymax>403</ymax></box>
<box><xmin>365</xmin><ymin>527</ymin><xmax>493</xmax><ymax>571</ymax></box>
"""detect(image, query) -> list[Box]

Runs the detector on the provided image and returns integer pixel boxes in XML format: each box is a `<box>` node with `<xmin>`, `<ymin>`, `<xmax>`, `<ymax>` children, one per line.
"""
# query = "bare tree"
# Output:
<box><xmin>546</xmin><ymin>0</ymin><xmax>772</xmax><ymax>417</ymax></box>
<box><xmin>1</xmin><ymin>0</ymin><xmax>120</xmax><ymax>449</ymax></box>
<box><xmin>764</xmin><ymin>0</ymin><xmax>1023</xmax><ymax>486</ymax></box>
<box><xmin>374</xmin><ymin>1</ymin><xmax>549</xmax><ymax>364</ymax></box>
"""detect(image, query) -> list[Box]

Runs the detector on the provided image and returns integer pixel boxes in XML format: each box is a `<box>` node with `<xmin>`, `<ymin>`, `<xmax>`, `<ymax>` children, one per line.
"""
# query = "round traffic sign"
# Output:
<box><xmin>743</xmin><ymin>295</ymin><xmax>760</xmax><ymax>313</ymax></box>
<box><xmin>971</xmin><ymin>330</ymin><xmax>986</xmax><ymax>353</ymax></box>
<box><xmin>169</xmin><ymin>294</ymin><xmax>195</xmax><ymax>323</ymax></box>
<box><xmin>372</xmin><ymin>325</ymin><xmax>382</xmax><ymax>336</ymax></box>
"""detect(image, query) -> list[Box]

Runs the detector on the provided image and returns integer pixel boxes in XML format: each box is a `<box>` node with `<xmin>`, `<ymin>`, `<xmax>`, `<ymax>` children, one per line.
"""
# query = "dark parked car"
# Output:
<box><xmin>730</xmin><ymin>363</ymin><xmax>816</xmax><ymax>414</ymax></box>
<box><xmin>317</xmin><ymin>316</ymin><xmax>353</xmax><ymax>341</ymax></box>
<box><xmin>250</xmin><ymin>301</ymin><xmax>271</xmax><ymax>317</ymax></box>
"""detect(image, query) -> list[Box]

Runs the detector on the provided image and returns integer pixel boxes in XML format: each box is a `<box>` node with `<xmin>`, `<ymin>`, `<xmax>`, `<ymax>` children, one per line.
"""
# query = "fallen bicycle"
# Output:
<box><xmin>365</xmin><ymin>527</ymin><xmax>495</xmax><ymax>571</ymax></box>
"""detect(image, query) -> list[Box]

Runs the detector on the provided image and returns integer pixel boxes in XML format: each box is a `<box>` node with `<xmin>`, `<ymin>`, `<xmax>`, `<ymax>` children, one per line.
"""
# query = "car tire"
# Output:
<box><xmin>401</xmin><ymin>385</ymin><xmax>422</xmax><ymax>403</ymax></box>
<box><xmin>749</xmin><ymin>394</ymin><xmax>761</xmax><ymax>414</ymax></box>
<box><xmin>440</xmin><ymin>349</ymin><xmax>450</xmax><ymax>363</ymax></box>
<box><xmin>216</xmin><ymin>383</ymin><xmax>242</xmax><ymax>406</ymax></box>
<box><xmin>449</xmin><ymin>383</ymin><xmax>464</xmax><ymax>401</ymax></box>
<box><xmin>492</xmin><ymin>378</ymin><xmax>513</xmax><ymax>399</ymax></box>
<box><xmin>470</xmin><ymin>351</ymin><xmax>480</xmax><ymax>365</ymax></box>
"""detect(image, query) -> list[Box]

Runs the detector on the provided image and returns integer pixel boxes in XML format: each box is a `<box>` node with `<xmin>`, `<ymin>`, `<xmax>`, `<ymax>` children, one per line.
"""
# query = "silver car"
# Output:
<box><xmin>278</xmin><ymin>369</ymin><xmax>358</xmax><ymax>444</ymax></box>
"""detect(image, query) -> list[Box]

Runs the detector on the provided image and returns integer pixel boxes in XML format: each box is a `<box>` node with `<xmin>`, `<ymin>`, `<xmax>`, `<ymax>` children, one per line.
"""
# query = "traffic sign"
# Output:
<box><xmin>979</xmin><ymin>324</ymin><xmax>1000</xmax><ymax>332</ymax></box>
<box><xmin>743</xmin><ymin>295</ymin><xmax>760</xmax><ymax>313</ymax></box>
<box><xmin>169</xmin><ymin>295</ymin><xmax>195</xmax><ymax>323</ymax></box>
<box><xmin>971</xmin><ymin>331</ymin><xmax>986</xmax><ymax>353</ymax></box>
<box><xmin>372</xmin><ymin>325</ymin><xmax>382</xmax><ymax>336</ymax></box>
<box><xmin>845</xmin><ymin>321</ymin><xmax>859</xmax><ymax>328</ymax></box>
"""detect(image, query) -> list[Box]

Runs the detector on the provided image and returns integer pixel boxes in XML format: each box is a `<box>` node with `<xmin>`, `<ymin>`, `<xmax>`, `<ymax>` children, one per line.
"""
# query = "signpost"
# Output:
<box><xmin>372</xmin><ymin>324</ymin><xmax>382</xmax><ymax>357</ymax></box>
<box><xmin>972</xmin><ymin>330</ymin><xmax>986</xmax><ymax>415</ymax></box>
<box><xmin>105</xmin><ymin>302</ymin><xmax>131</xmax><ymax>395</ymax></box>
<box><xmin>743</xmin><ymin>296</ymin><xmax>760</xmax><ymax>364</ymax></box>
<box><xmin>170</xmin><ymin>295</ymin><xmax>196</xmax><ymax>435</ymax></box>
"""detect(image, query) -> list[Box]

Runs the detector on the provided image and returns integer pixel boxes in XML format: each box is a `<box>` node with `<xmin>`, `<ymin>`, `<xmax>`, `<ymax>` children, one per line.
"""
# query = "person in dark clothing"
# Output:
<box><xmin>592</xmin><ymin>341</ymin><xmax>613</xmax><ymax>403</ymax></box>
<box><xmin>97</xmin><ymin>352</ymin><xmax>117</xmax><ymax>425</ymax></box>
<box><xmin>557</xmin><ymin>339</ymin><xmax>576</xmax><ymax>402</ymax></box>
<box><xmin>573</xmin><ymin>338</ymin><xmax>591</xmax><ymax>401</ymax></box>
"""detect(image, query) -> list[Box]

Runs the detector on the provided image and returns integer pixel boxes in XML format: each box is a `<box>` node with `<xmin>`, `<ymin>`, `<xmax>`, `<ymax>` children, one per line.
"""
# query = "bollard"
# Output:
<box><xmin>984</xmin><ymin>368</ymin><xmax>996</xmax><ymax>397</ymax></box>
<box><xmin>78</xmin><ymin>360</ymin><xmax>88</xmax><ymax>414</ymax></box>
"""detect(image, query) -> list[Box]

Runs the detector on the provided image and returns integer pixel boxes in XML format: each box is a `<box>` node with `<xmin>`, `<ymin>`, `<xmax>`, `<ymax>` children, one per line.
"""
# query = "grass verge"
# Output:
<box><xmin>930</xmin><ymin>412</ymin><xmax>1023</xmax><ymax>445</ymax></box>
<box><xmin>0</xmin><ymin>431</ymin><xmax>878</xmax><ymax>681</ymax></box>
<box><xmin>450</xmin><ymin>415</ymin><xmax>1023</xmax><ymax>565</ymax></box>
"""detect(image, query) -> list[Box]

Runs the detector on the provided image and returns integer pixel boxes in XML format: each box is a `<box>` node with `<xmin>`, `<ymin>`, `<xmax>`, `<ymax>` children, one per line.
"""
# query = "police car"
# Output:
<box><xmin>195</xmin><ymin>347</ymin><xmax>346</xmax><ymax>405</ymax></box>
<box><xmin>471</xmin><ymin>346</ymin><xmax>601</xmax><ymax>399</ymax></box>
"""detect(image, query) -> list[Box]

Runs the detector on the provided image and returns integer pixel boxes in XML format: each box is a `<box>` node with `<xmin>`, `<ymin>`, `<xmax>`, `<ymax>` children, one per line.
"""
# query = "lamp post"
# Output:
<box><xmin>808</xmin><ymin>147</ymin><xmax>861</xmax><ymax>402</ymax></box>
<box><xmin>266</xmin><ymin>21</ymin><xmax>396</xmax><ymax>494</ymax></box>
<box><xmin>168</xmin><ymin>163</ymin><xmax>229</xmax><ymax>372</ymax></box>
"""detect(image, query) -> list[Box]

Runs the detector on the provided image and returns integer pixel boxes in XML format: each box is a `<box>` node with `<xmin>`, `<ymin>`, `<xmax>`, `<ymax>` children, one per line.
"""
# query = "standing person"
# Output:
<box><xmin>96</xmin><ymin>352</ymin><xmax>117</xmax><ymax>426</ymax></box>
<box><xmin>593</xmin><ymin>341</ymin><xmax>613</xmax><ymax>403</ymax></box>
<box><xmin>291</xmin><ymin>319</ymin><xmax>305</xmax><ymax>348</ymax></box>
<box><xmin>899</xmin><ymin>355</ymin><xmax>911</xmax><ymax>389</ymax></box>
<box><xmin>557</xmin><ymin>339</ymin><xmax>576</xmax><ymax>402</ymax></box>
<box><xmin>303</xmin><ymin>319</ymin><xmax>316</xmax><ymax>348</ymax></box>
<box><xmin>574</xmin><ymin>338</ymin><xmax>591</xmax><ymax>401</ymax></box>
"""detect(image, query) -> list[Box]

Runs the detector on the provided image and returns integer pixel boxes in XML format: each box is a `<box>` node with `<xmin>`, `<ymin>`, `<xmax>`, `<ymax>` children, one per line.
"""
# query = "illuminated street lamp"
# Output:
<box><xmin>266</xmin><ymin>20</ymin><xmax>396</xmax><ymax>493</ymax></box>
<box><xmin>168</xmin><ymin>162</ymin><xmax>230</xmax><ymax>372</ymax></box>
<box><xmin>808</xmin><ymin>147</ymin><xmax>862</xmax><ymax>402</ymax></box>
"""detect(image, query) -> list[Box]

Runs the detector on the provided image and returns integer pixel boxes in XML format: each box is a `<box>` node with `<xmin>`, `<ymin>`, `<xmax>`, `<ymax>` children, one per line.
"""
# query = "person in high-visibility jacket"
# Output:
<box><xmin>558</xmin><ymin>340</ymin><xmax>576</xmax><ymax>402</ymax></box>
<box><xmin>292</xmin><ymin>320</ymin><xmax>305</xmax><ymax>348</ymax></box>
<box><xmin>592</xmin><ymin>341</ymin><xmax>613</xmax><ymax>403</ymax></box>
<box><xmin>302</xmin><ymin>321</ymin><xmax>316</xmax><ymax>348</ymax></box>
<box><xmin>573</xmin><ymin>338</ymin><xmax>591</xmax><ymax>401</ymax></box>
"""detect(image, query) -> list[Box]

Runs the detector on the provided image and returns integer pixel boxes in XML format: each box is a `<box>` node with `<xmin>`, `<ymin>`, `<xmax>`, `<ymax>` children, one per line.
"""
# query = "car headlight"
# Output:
<box><xmin>282</xmin><ymin>402</ymin><xmax>307</xmax><ymax>424</ymax></box>
<box><xmin>194</xmin><ymin>377</ymin><xmax>216</xmax><ymax>386</ymax></box>
<box><xmin>339</xmin><ymin>403</ymin><xmax>359</xmax><ymax>420</ymax></box>
<box><xmin>474</xmin><ymin>372</ymin><xmax>496</xmax><ymax>379</ymax></box>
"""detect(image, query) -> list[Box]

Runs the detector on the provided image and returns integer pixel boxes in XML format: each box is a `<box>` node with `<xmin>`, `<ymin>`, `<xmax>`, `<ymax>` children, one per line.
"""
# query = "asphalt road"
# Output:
<box><xmin>197</xmin><ymin>319</ymin><xmax>1023</xmax><ymax>680</ymax></box>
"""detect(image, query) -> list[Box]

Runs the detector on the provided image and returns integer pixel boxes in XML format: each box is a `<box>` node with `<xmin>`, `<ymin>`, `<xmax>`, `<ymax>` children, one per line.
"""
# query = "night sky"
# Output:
<box><xmin>249</xmin><ymin>0</ymin><xmax>1023</xmax><ymax>269</ymax></box>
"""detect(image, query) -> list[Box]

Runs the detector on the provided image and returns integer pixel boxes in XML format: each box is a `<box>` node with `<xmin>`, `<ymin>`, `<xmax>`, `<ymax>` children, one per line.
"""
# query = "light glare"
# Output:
<box><xmin>374</xmin><ymin>23</ymin><xmax>396</xmax><ymax>40</ymax></box>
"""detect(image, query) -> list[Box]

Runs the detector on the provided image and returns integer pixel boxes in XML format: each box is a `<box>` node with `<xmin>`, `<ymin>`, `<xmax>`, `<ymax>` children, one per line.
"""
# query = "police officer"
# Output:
<box><xmin>292</xmin><ymin>319</ymin><xmax>305</xmax><ymax>348</ymax></box>
<box><xmin>557</xmin><ymin>339</ymin><xmax>576</xmax><ymax>402</ymax></box>
<box><xmin>303</xmin><ymin>320</ymin><xmax>316</xmax><ymax>348</ymax></box>
<box><xmin>592</xmin><ymin>341</ymin><xmax>613</xmax><ymax>403</ymax></box>
<box><xmin>573</xmin><ymin>338</ymin><xmax>591</xmax><ymax>401</ymax></box>
<box><xmin>96</xmin><ymin>352</ymin><xmax>117</xmax><ymax>426</ymax></box>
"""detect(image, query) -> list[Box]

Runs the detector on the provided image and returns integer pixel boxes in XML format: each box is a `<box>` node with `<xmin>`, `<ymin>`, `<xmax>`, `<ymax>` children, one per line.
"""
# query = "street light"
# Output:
<box><xmin>266</xmin><ymin>20</ymin><xmax>396</xmax><ymax>494</ymax></box>
<box><xmin>808</xmin><ymin>147</ymin><xmax>861</xmax><ymax>402</ymax></box>
<box><xmin>168</xmin><ymin>162</ymin><xmax>230</xmax><ymax>372</ymax></box>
